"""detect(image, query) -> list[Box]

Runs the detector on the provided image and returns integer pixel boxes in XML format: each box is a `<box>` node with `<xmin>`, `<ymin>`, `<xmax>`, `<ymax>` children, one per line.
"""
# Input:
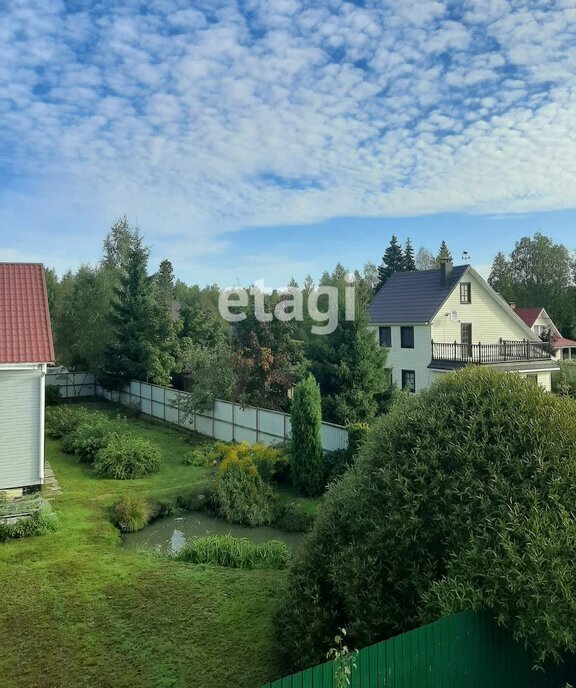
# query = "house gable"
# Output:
<box><xmin>430</xmin><ymin>268</ymin><xmax>539</xmax><ymax>344</ymax></box>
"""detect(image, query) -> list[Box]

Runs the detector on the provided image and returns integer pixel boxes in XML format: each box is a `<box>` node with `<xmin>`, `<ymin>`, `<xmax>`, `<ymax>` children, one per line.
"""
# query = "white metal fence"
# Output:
<box><xmin>46</xmin><ymin>370</ymin><xmax>98</xmax><ymax>398</ymax></box>
<box><xmin>46</xmin><ymin>371</ymin><xmax>348</xmax><ymax>452</ymax></box>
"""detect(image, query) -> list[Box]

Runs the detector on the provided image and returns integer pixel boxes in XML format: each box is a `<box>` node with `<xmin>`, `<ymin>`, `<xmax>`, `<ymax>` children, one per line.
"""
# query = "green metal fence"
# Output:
<box><xmin>261</xmin><ymin>612</ymin><xmax>575</xmax><ymax>688</ymax></box>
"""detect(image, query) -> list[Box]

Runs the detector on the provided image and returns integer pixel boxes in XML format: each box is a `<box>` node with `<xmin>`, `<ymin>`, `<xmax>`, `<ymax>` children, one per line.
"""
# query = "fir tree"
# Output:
<box><xmin>403</xmin><ymin>238</ymin><xmax>416</xmax><ymax>271</ymax></box>
<box><xmin>436</xmin><ymin>240</ymin><xmax>453</xmax><ymax>264</ymax></box>
<box><xmin>377</xmin><ymin>235</ymin><xmax>404</xmax><ymax>289</ymax></box>
<box><xmin>290</xmin><ymin>374</ymin><xmax>324</xmax><ymax>497</ymax></box>
<box><xmin>104</xmin><ymin>233</ymin><xmax>174</xmax><ymax>387</ymax></box>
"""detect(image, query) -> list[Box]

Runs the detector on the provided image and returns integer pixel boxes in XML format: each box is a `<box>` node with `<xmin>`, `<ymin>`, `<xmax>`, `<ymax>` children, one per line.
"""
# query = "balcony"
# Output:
<box><xmin>431</xmin><ymin>339</ymin><xmax>551</xmax><ymax>366</ymax></box>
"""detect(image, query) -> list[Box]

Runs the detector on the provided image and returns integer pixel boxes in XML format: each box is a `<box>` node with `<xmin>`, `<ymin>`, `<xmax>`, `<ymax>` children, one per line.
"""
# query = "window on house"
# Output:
<box><xmin>526</xmin><ymin>374</ymin><xmax>538</xmax><ymax>385</ymax></box>
<box><xmin>401</xmin><ymin>326</ymin><xmax>414</xmax><ymax>348</ymax></box>
<box><xmin>460</xmin><ymin>282</ymin><xmax>471</xmax><ymax>304</ymax></box>
<box><xmin>384</xmin><ymin>369</ymin><xmax>393</xmax><ymax>387</ymax></box>
<box><xmin>379</xmin><ymin>326</ymin><xmax>392</xmax><ymax>348</ymax></box>
<box><xmin>401</xmin><ymin>370</ymin><xmax>416</xmax><ymax>393</ymax></box>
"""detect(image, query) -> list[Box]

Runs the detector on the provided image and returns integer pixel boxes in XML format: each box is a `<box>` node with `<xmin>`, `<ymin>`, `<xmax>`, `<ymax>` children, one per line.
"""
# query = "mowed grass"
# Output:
<box><xmin>0</xmin><ymin>404</ymin><xmax>285</xmax><ymax>688</ymax></box>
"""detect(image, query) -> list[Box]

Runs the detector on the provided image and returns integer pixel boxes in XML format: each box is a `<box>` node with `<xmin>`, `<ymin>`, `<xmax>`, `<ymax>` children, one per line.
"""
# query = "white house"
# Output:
<box><xmin>513</xmin><ymin>307</ymin><xmax>576</xmax><ymax>362</ymax></box>
<box><xmin>368</xmin><ymin>261</ymin><xmax>559</xmax><ymax>393</ymax></box>
<box><xmin>0</xmin><ymin>263</ymin><xmax>55</xmax><ymax>495</ymax></box>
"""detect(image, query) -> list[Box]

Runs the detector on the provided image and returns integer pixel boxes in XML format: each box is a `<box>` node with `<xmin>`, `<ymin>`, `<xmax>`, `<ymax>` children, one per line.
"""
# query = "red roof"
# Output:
<box><xmin>554</xmin><ymin>337</ymin><xmax>576</xmax><ymax>349</ymax></box>
<box><xmin>0</xmin><ymin>263</ymin><xmax>55</xmax><ymax>364</ymax></box>
<box><xmin>514</xmin><ymin>307</ymin><xmax>543</xmax><ymax>328</ymax></box>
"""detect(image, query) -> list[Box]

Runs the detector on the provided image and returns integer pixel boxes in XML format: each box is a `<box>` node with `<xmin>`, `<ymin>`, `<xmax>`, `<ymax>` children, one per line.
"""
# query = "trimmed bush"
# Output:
<box><xmin>0</xmin><ymin>503</ymin><xmax>58</xmax><ymax>542</ymax></box>
<box><xmin>61</xmin><ymin>415</ymin><xmax>126</xmax><ymax>462</ymax></box>
<box><xmin>94</xmin><ymin>434</ymin><xmax>161</xmax><ymax>479</ymax></box>
<box><xmin>214</xmin><ymin>454</ymin><xmax>272</xmax><ymax>526</ymax></box>
<box><xmin>45</xmin><ymin>405</ymin><xmax>91</xmax><ymax>439</ymax></box>
<box><xmin>275</xmin><ymin>367</ymin><xmax>576</xmax><ymax>671</ymax></box>
<box><xmin>112</xmin><ymin>495</ymin><xmax>151</xmax><ymax>532</ymax></box>
<box><xmin>290</xmin><ymin>374</ymin><xmax>324</xmax><ymax>496</ymax></box>
<box><xmin>174</xmin><ymin>535</ymin><xmax>290</xmax><ymax>570</ymax></box>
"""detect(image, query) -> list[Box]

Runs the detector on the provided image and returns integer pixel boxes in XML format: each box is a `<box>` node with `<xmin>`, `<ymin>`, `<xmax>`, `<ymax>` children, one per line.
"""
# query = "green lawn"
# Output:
<box><xmin>0</xmin><ymin>404</ymin><xmax>286</xmax><ymax>688</ymax></box>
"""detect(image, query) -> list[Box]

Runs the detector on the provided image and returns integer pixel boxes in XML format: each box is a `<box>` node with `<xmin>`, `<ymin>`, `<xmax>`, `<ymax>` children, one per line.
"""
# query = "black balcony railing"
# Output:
<box><xmin>431</xmin><ymin>339</ymin><xmax>551</xmax><ymax>364</ymax></box>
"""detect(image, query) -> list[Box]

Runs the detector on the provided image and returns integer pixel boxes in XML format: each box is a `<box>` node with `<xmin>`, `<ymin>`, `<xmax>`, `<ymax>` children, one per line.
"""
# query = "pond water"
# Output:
<box><xmin>122</xmin><ymin>511</ymin><xmax>305</xmax><ymax>555</ymax></box>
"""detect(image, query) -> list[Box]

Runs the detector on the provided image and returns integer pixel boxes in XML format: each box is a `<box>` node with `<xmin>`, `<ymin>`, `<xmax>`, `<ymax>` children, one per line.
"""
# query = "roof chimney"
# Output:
<box><xmin>440</xmin><ymin>259</ymin><xmax>453</xmax><ymax>286</ymax></box>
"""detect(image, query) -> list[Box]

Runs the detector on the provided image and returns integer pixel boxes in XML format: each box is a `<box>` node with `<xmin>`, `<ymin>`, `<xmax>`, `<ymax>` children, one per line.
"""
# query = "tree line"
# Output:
<box><xmin>46</xmin><ymin>218</ymin><xmax>391</xmax><ymax>426</ymax></box>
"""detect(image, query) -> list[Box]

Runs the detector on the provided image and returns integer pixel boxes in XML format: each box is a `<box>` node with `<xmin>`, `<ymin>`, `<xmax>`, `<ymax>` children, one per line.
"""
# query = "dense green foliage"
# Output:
<box><xmin>0</xmin><ymin>503</ymin><xmax>58</xmax><ymax>542</ymax></box>
<box><xmin>275</xmin><ymin>368</ymin><xmax>576</xmax><ymax>671</ymax></box>
<box><xmin>290</xmin><ymin>375</ymin><xmax>324</xmax><ymax>497</ymax></box>
<box><xmin>552</xmin><ymin>360</ymin><xmax>576</xmax><ymax>397</ymax></box>
<box><xmin>214</xmin><ymin>452</ymin><xmax>273</xmax><ymax>526</ymax></box>
<box><xmin>61</xmin><ymin>415</ymin><xmax>126</xmax><ymax>462</ymax></box>
<box><xmin>112</xmin><ymin>495</ymin><xmax>151</xmax><ymax>532</ymax></box>
<box><xmin>271</xmin><ymin>501</ymin><xmax>315</xmax><ymax>533</ymax></box>
<box><xmin>45</xmin><ymin>404</ymin><xmax>91</xmax><ymax>439</ymax></box>
<box><xmin>103</xmin><ymin>232</ymin><xmax>176</xmax><ymax>387</ymax></box>
<box><xmin>45</xmin><ymin>385</ymin><xmax>62</xmax><ymax>406</ymax></box>
<box><xmin>94</xmin><ymin>434</ymin><xmax>162</xmax><ymax>479</ymax></box>
<box><xmin>489</xmin><ymin>232</ymin><xmax>576</xmax><ymax>338</ymax></box>
<box><xmin>307</xmin><ymin>265</ymin><xmax>389</xmax><ymax>425</ymax></box>
<box><xmin>174</xmin><ymin>535</ymin><xmax>291</xmax><ymax>570</ymax></box>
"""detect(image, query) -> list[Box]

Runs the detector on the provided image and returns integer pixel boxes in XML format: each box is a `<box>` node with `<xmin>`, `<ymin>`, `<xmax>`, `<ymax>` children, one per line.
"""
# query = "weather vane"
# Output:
<box><xmin>461</xmin><ymin>251</ymin><xmax>471</xmax><ymax>263</ymax></box>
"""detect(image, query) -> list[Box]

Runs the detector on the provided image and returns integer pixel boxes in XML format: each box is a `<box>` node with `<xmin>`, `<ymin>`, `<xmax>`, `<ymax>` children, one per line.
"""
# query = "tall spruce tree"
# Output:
<box><xmin>403</xmin><ymin>238</ymin><xmax>416</xmax><ymax>271</ymax></box>
<box><xmin>290</xmin><ymin>374</ymin><xmax>324</xmax><ymax>497</ymax></box>
<box><xmin>104</xmin><ymin>233</ymin><xmax>174</xmax><ymax>386</ymax></box>
<box><xmin>307</xmin><ymin>267</ymin><xmax>389</xmax><ymax>425</ymax></box>
<box><xmin>377</xmin><ymin>235</ymin><xmax>404</xmax><ymax>289</ymax></box>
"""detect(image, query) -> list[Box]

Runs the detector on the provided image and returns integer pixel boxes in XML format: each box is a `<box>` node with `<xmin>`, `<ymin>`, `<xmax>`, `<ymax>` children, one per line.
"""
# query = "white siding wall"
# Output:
<box><xmin>373</xmin><ymin>324</ymin><xmax>435</xmax><ymax>392</ymax></box>
<box><xmin>431</xmin><ymin>271</ymin><xmax>533</xmax><ymax>345</ymax></box>
<box><xmin>0</xmin><ymin>367</ymin><xmax>42</xmax><ymax>490</ymax></box>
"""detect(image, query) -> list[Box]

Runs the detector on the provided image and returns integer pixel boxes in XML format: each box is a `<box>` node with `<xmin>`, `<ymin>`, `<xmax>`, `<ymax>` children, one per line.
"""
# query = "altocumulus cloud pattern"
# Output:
<box><xmin>1</xmin><ymin>0</ymin><xmax>576</xmax><ymax>247</ymax></box>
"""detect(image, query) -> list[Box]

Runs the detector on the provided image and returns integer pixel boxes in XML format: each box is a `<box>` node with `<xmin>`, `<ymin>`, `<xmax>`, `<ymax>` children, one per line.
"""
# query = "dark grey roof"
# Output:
<box><xmin>368</xmin><ymin>266</ymin><xmax>469</xmax><ymax>324</ymax></box>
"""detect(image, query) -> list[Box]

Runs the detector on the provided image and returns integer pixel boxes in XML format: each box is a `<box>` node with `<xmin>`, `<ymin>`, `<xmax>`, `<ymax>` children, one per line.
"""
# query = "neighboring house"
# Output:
<box><xmin>513</xmin><ymin>306</ymin><xmax>576</xmax><ymax>362</ymax></box>
<box><xmin>368</xmin><ymin>261</ymin><xmax>559</xmax><ymax>393</ymax></box>
<box><xmin>0</xmin><ymin>264</ymin><xmax>55</xmax><ymax>495</ymax></box>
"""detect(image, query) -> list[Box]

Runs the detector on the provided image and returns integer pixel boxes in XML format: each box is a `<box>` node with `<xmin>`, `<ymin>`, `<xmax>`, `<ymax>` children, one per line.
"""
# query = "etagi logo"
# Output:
<box><xmin>218</xmin><ymin>278</ymin><xmax>356</xmax><ymax>335</ymax></box>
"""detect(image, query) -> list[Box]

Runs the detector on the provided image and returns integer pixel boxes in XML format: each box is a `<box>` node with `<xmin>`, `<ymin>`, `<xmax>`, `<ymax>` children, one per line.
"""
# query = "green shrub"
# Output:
<box><xmin>183</xmin><ymin>445</ymin><xmax>215</xmax><ymax>467</ymax></box>
<box><xmin>0</xmin><ymin>503</ymin><xmax>58</xmax><ymax>542</ymax></box>
<box><xmin>323</xmin><ymin>448</ymin><xmax>351</xmax><ymax>484</ymax></box>
<box><xmin>94</xmin><ymin>434</ymin><xmax>161</xmax><ymax>479</ymax></box>
<box><xmin>45</xmin><ymin>385</ymin><xmax>62</xmax><ymax>406</ymax></box>
<box><xmin>346</xmin><ymin>422</ymin><xmax>369</xmax><ymax>456</ymax></box>
<box><xmin>174</xmin><ymin>535</ymin><xmax>290</xmax><ymax>570</ymax></box>
<box><xmin>210</xmin><ymin>441</ymin><xmax>289</xmax><ymax>484</ymax></box>
<box><xmin>552</xmin><ymin>360</ymin><xmax>576</xmax><ymax>398</ymax></box>
<box><xmin>62</xmin><ymin>415</ymin><xmax>126</xmax><ymax>462</ymax></box>
<box><xmin>214</xmin><ymin>453</ymin><xmax>272</xmax><ymax>526</ymax></box>
<box><xmin>150</xmin><ymin>498</ymin><xmax>176</xmax><ymax>520</ymax></box>
<box><xmin>271</xmin><ymin>502</ymin><xmax>315</xmax><ymax>533</ymax></box>
<box><xmin>112</xmin><ymin>495</ymin><xmax>151</xmax><ymax>532</ymax></box>
<box><xmin>175</xmin><ymin>483</ymin><xmax>216</xmax><ymax>513</ymax></box>
<box><xmin>275</xmin><ymin>367</ymin><xmax>576</xmax><ymax>671</ymax></box>
<box><xmin>45</xmin><ymin>405</ymin><xmax>91</xmax><ymax>439</ymax></box>
<box><xmin>290</xmin><ymin>374</ymin><xmax>324</xmax><ymax>497</ymax></box>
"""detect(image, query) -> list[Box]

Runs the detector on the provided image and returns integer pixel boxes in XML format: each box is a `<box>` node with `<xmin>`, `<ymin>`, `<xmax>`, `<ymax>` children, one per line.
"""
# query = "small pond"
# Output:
<box><xmin>122</xmin><ymin>511</ymin><xmax>305</xmax><ymax>555</ymax></box>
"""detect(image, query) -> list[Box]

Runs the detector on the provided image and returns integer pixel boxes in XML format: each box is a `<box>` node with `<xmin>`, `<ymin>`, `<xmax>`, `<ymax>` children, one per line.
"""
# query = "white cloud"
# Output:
<box><xmin>0</xmin><ymin>0</ymin><xmax>575</xmax><ymax>259</ymax></box>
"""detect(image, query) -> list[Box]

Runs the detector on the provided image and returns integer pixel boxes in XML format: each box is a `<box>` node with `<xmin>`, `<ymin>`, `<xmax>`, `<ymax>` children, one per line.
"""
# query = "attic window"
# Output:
<box><xmin>460</xmin><ymin>282</ymin><xmax>471</xmax><ymax>304</ymax></box>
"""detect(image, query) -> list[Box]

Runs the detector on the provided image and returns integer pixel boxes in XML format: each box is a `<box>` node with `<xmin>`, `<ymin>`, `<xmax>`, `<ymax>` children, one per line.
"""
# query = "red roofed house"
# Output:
<box><xmin>513</xmin><ymin>306</ymin><xmax>576</xmax><ymax>362</ymax></box>
<box><xmin>0</xmin><ymin>263</ymin><xmax>55</xmax><ymax>494</ymax></box>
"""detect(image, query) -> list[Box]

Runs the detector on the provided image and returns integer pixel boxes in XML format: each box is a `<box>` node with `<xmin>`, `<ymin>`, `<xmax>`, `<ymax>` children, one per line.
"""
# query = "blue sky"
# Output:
<box><xmin>1</xmin><ymin>0</ymin><xmax>575</xmax><ymax>286</ymax></box>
